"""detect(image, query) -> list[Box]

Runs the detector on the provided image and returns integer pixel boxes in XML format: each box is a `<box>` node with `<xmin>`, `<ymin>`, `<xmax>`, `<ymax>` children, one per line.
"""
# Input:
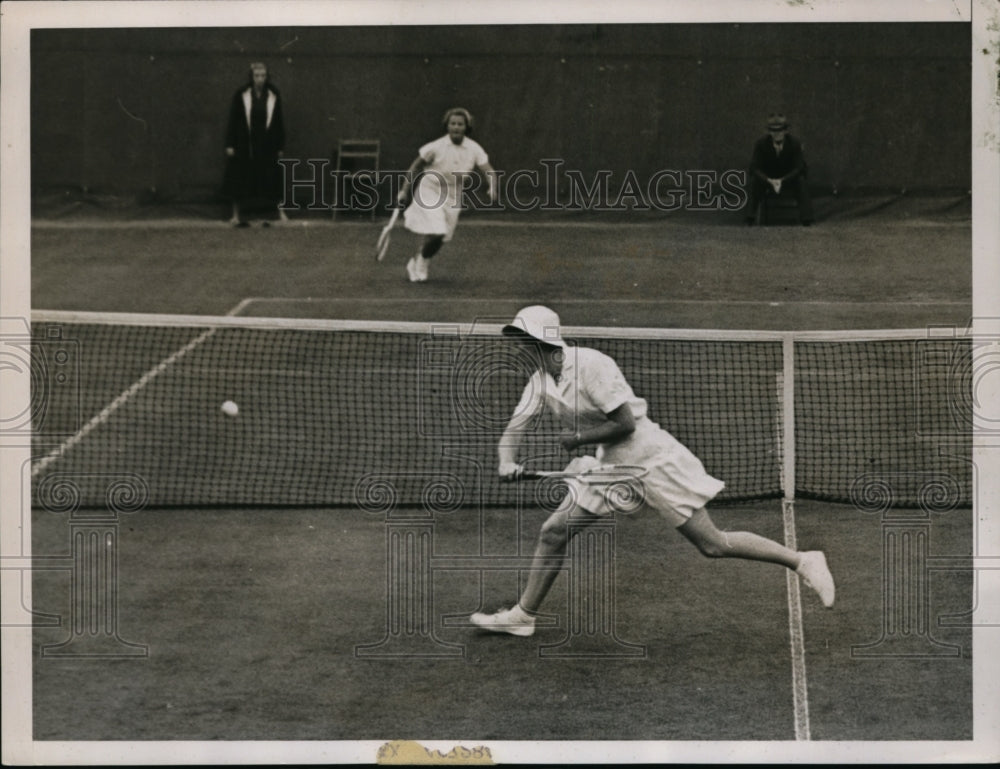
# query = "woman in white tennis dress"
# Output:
<box><xmin>471</xmin><ymin>305</ymin><xmax>835</xmax><ymax>637</ymax></box>
<box><xmin>397</xmin><ymin>107</ymin><xmax>496</xmax><ymax>282</ymax></box>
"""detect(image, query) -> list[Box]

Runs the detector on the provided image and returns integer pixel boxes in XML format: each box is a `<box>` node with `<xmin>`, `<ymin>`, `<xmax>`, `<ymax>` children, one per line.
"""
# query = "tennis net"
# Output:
<box><xmin>27</xmin><ymin>311</ymin><xmax>972</xmax><ymax>510</ymax></box>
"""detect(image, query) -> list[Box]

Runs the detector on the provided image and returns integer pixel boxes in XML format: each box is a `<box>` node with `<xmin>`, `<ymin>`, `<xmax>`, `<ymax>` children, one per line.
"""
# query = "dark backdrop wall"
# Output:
<box><xmin>31</xmin><ymin>23</ymin><xmax>971</xmax><ymax>205</ymax></box>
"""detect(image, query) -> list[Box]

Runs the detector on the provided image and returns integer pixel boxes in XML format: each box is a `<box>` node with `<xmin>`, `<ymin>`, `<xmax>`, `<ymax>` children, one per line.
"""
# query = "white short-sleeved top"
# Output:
<box><xmin>510</xmin><ymin>346</ymin><xmax>648</xmax><ymax>436</ymax></box>
<box><xmin>507</xmin><ymin>345</ymin><xmax>725</xmax><ymax>519</ymax></box>
<box><xmin>416</xmin><ymin>135</ymin><xmax>488</xmax><ymax>205</ymax></box>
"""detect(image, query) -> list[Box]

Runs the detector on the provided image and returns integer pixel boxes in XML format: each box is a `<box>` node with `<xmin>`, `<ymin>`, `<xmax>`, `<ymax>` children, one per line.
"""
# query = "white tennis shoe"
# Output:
<box><xmin>406</xmin><ymin>254</ymin><xmax>429</xmax><ymax>282</ymax></box>
<box><xmin>406</xmin><ymin>256</ymin><xmax>420</xmax><ymax>282</ymax></box>
<box><xmin>796</xmin><ymin>551</ymin><xmax>835</xmax><ymax>608</ymax></box>
<box><xmin>470</xmin><ymin>605</ymin><xmax>536</xmax><ymax>637</ymax></box>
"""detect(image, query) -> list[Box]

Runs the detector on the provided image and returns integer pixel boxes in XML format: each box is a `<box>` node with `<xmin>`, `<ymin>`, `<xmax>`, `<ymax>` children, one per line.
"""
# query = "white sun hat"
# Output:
<box><xmin>502</xmin><ymin>305</ymin><xmax>566</xmax><ymax>348</ymax></box>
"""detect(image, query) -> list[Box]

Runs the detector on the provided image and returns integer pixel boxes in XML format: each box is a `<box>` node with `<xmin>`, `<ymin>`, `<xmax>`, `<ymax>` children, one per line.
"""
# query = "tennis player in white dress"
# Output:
<box><xmin>397</xmin><ymin>107</ymin><xmax>496</xmax><ymax>282</ymax></box>
<box><xmin>471</xmin><ymin>305</ymin><xmax>835</xmax><ymax>637</ymax></box>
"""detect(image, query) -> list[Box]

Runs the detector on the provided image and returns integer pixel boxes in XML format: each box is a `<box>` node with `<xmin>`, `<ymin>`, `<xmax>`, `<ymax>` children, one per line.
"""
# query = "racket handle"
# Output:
<box><xmin>514</xmin><ymin>470</ymin><xmax>555</xmax><ymax>481</ymax></box>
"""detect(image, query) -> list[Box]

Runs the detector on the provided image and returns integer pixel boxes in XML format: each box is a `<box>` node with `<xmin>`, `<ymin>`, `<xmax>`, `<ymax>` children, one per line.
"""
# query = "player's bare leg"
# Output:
<box><xmin>678</xmin><ymin>507</ymin><xmax>798</xmax><ymax>566</ymax></box>
<box><xmin>407</xmin><ymin>235</ymin><xmax>444</xmax><ymax>282</ymax></box>
<box><xmin>420</xmin><ymin>234</ymin><xmax>444</xmax><ymax>259</ymax></box>
<box><xmin>471</xmin><ymin>504</ymin><xmax>603</xmax><ymax>636</ymax></box>
<box><xmin>519</xmin><ymin>505</ymin><xmax>602</xmax><ymax>612</ymax></box>
<box><xmin>415</xmin><ymin>235</ymin><xmax>445</xmax><ymax>281</ymax></box>
<box><xmin>677</xmin><ymin>507</ymin><xmax>834</xmax><ymax>606</ymax></box>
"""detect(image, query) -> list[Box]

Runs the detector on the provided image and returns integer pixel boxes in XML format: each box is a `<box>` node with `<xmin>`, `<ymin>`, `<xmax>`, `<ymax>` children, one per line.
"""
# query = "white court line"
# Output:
<box><xmin>30</xmin><ymin>300</ymin><xmax>247</xmax><ymax>478</ymax></box>
<box><xmin>779</xmin><ymin>337</ymin><xmax>810</xmax><ymax>740</ymax></box>
<box><xmin>783</xmin><ymin>499</ymin><xmax>812</xmax><ymax>741</ymax></box>
<box><xmin>227</xmin><ymin>297</ymin><xmax>257</xmax><ymax>316</ymax></box>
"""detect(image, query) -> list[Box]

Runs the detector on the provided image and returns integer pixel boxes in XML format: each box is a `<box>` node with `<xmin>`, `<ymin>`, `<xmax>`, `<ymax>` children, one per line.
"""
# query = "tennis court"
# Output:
<box><xmin>27</xmin><ymin>199</ymin><xmax>973</xmax><ymax>743</ymax></box>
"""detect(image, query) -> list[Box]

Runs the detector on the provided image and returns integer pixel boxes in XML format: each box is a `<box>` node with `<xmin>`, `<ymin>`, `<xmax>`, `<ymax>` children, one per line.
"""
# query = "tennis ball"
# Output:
<box><xmin>221</xmin><ymin>400</ymin><xmax>239</xmax><ymax>417</ymax></box>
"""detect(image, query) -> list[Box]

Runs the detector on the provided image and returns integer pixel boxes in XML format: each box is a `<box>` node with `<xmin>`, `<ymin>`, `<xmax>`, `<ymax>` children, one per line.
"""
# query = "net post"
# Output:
<box><xmin>782</xmin><ymin>334</ymin><xmax>796</xmax><ymax>507</ymax></box>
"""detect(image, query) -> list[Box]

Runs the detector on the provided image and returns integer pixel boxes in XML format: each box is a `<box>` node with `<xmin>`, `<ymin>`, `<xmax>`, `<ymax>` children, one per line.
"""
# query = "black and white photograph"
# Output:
<box><xmin>2</xmin><ymin>0</ymin><xmax>998</xmax><ymax>764</ymax></box>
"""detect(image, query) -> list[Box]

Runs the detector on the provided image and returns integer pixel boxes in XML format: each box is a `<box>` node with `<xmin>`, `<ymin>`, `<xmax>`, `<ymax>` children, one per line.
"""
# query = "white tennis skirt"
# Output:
<box><xmin>403</xmin><ymin>175</ymin><xmax>461</xmax><ymax>241</ymax></box>
<box><xmin>563</xmin><ymin>420</ymin><xmax>725</xmax><ymax>525</ymax></box>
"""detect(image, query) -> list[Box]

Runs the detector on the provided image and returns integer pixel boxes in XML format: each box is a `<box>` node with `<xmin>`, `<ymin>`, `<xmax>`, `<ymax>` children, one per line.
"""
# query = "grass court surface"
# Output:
<box><xmin>29</xmin><ymin>196</ymin><xmax>973</xmax><ymax>742</ymax></box>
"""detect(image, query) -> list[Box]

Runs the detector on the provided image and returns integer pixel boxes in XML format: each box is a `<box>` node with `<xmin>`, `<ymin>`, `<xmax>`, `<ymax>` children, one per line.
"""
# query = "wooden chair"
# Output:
<box><xmin>754</xmin><ymin>185</ymin><xmax>804</xmax><ymax>225</ymax></box>
<box><xmin>333</xmin><ymin>139</ymin><xmax>380</xmax><ymax>220</ymax></box>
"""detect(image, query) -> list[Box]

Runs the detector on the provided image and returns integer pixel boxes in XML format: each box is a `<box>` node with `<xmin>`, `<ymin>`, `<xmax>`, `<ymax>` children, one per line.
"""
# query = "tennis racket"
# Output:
<box><xmin>517</xmin><ymin>464</ymin><xmax>648</xmax><ymax>485</ymax></box>
<box><xmin>375</xmin><ymin>206</ymin><xmax>401</xmax><ymax>262</ymax></box>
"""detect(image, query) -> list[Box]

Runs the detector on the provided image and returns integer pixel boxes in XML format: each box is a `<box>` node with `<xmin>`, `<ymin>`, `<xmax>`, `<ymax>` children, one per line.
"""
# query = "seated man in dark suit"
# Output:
<box><xmin>745</xmin><ymin>113</ymin><xmax>814</xmax><ymax>226</ymax></box>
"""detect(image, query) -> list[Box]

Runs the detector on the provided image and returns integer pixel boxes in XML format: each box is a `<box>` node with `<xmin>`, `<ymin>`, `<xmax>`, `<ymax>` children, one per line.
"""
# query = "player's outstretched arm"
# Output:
<box><xmin>498</xmin><ymin>422</ymin><xmax>525</xmax><ymax>481</ymax></box>
<box><xmin>498</xmin><ymin>399</ymin><xmax>539</xmax><ymax>480</ymax></box>
<box><xmin>397</xmin><ymin>156</ymin><xmax>428</xmax><ymax>205</ymax></box>
<box><xmin>478</xmin><ymin>162</ymin><xmax>498</xmax><ymax>204</ymax></box>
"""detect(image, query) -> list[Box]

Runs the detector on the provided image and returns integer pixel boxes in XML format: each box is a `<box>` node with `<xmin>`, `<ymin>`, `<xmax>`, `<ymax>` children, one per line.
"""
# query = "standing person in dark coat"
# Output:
<box><xmin>223</xmin><ymin>62</ymin><xmax>287</xmax><ymax>226</ymax></box>
<box><xmin>744</xmin><ymin>113</ymin><xmax>813</xmax><ymax>226</ymax></box>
